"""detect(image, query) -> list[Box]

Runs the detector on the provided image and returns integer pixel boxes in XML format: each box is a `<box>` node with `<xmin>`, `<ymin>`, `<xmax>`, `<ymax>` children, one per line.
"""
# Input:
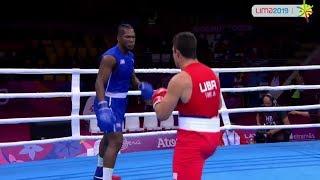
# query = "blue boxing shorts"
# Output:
<box><xmin>94</xmin><ymin>94</ymin><xmax>127</xmax><ymax>133</ymax></box>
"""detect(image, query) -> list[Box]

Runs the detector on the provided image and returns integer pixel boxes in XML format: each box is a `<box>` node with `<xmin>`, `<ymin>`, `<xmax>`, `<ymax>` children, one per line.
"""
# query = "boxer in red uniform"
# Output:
<box><xmin>152</xmin><ymin>32</ymin><xmax>221</xmax><ymax>180</ymax></box>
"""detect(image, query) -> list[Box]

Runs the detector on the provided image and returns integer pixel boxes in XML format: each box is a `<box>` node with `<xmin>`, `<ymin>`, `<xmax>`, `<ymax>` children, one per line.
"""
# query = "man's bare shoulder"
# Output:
<box><xmin>168</xmin><ymin>71</ymin><xmax>192</xmax><ymax>91</ymax></box>
<box><xmin>169</xmin><ymin>71</ymin><xmax>191</xmax><ymax>87</ymax></box>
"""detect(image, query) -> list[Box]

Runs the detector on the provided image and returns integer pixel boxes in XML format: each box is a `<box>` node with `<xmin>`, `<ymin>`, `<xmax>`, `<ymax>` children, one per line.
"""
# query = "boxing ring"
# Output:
<box><xmin>1</xmin><ymin>65</ymin><xmax>320</xmax><ymax>179</ymax></box>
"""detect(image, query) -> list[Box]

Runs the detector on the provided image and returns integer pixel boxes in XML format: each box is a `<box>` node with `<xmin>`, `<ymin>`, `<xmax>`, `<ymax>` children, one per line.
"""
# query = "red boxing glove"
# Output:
<box><xmin>152</xmin><ymin>88</ymin><xmax>167</xmax><ymax>108</ymax></box>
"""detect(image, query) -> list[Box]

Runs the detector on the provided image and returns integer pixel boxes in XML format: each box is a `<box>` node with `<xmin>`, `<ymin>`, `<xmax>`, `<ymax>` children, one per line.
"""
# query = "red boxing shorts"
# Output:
<box><xmin>173</xmin><ymin>129</ymin><xmax>221</xmax><ymax>180</ymax></box>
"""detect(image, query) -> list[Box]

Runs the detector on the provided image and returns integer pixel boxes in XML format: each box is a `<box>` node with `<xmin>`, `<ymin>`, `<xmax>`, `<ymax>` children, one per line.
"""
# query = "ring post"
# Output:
<box><xmin>71</xmin><ymin>69</ymin><xmax>81</xmax><ymax>138</ymax></box>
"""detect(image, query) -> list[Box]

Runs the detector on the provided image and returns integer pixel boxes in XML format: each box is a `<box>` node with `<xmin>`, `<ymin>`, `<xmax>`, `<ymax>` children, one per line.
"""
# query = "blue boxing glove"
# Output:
<box><xmin>96</xmin><ymin>101</ymin><xmax>116</xmax><ymax>133</ymax></box>
<box><xmin>139</xmin><ymin>82</ymin><xmax>154</xmax><ymax>100</ymax></box>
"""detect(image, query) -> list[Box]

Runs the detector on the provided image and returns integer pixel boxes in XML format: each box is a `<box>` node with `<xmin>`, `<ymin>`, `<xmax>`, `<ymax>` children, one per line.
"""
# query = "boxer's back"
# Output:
<box><xmin>178</xmin><ymin>62</ymin><xmax>220</xmax><ymax>118</ymax></box>
<box><xmin>174</xmin><ymin>62</ymin><xmax>221</xmax><ymax>179</ymax></box>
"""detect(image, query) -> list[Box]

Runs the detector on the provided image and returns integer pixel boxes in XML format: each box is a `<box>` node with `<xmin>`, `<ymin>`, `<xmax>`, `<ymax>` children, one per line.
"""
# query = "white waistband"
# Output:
<box><xmin>178</xmin><ymin>116</ymin><xmax>220</xmax><ymax>133</ymax></box>
<box><xmin>105</xmin><ymin>92</ymin><xmax>127</xmax><ymax>98</ymax></box>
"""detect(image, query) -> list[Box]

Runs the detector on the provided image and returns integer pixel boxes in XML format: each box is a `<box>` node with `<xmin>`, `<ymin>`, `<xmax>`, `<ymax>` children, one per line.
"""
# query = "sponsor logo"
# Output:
<box><xmin>121</xmin><ymin>138</ymin><xmax>142</xmax><ymax>150</ymax></box>
<box><xmin>252</xmin><ymin>1</ymin><xmax>313</xmax><ymax>23</ymax></box>
<box><xmin>290</xmin><ymin>133</ymin><xmax>316</xmax><ymax>140</ymax></box>
<box><xmin>244</xmin><ymin>133</ymin><xmax>256</xmax><ymax>139</ymax></box>
<box><xmin>157</xmin><ymin>138</ymin><xmax>177</xmax><ymax>148</ymax></box>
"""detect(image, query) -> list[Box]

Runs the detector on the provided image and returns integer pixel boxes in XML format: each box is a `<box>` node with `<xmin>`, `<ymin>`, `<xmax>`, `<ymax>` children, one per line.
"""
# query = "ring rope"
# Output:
<box><xmin>1</xmin><ymin>65</ymin><xmax>320</xmax><ymax>147</ymax></box>
<box><xmin>1</xmin><ymin>65</ymin><xmax>320</xmax><ymax>74</ymax></box>
<box><xmin>1</xmin><ymin>122</ymin><xmax>320</xmax><ymax>147</ymax></box>
<box><xmin>222</xmin><ymin>124</ymin><xmax>320</xmax><ymax>130</ymax></box>
<box><xmin>1</xmin><ymin>104</ymin><xmax>320</xmax><ymax>125</ymax></box>
<box><xmin>1</xmin><ymin>84</ymin><xmax>320</xmax><ymax>99</ymax></box>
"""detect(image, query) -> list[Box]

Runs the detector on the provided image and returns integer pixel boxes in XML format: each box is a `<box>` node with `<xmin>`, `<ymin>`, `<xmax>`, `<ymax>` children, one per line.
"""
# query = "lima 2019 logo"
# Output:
<box><xmin>251</xmin><ymin>0</ymin><xmax>314</xmax><ymax>22</ymax></box>
<box><xmin>298</xmin><ymin>0</ymin><xmax>313</xmax><ymax>22</ymax></box>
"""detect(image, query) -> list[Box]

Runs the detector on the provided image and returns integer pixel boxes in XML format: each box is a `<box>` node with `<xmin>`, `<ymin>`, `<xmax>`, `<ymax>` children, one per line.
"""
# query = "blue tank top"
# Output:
<box><xmin>101</xmin><ymin>45</ymin><xmax>134</xmax><ymax>93</ymax></box>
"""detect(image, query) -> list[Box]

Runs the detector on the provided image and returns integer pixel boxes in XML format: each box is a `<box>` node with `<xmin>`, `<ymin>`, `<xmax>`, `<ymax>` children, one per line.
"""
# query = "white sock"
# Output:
<box><xmin>103</xmin><ymin>168</ymin><xmax>113</xmax><ymax>180</ymax></box>
<box><xmin>97</xmin><ymin>155</ymin><xmax>103</xmax><ymax>167</ymax></box>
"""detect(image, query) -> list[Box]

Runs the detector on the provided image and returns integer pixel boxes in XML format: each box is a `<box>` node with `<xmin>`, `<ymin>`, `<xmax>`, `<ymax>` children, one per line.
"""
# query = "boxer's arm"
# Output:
<box><xmin>131</xmin><ymin>72</ymin><xmax>141</xmax><ymax>89</ymax></box>
<box><xmin>154</xmin><ymin>74</ymin><xmax>184</xmax><ymax>121</ymax></box>
<box><xmin>132</xmin><ymin>72</ymin><xmax>154</xmax><ymax>100</ymax></box>
<box><xmin>95</xmin><ymin>55</ymin><xmax>116</xmax><ymax>102</ymax></box>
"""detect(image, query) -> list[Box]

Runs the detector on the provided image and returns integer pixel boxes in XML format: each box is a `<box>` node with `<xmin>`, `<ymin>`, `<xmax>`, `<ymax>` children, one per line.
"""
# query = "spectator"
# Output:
<box><xmin>289</xmin><ymin>110</ymin><xmax>320</xmax><ymax>123</ymax></box>
<box><xmin>255</xmin><ymin>93</ymin><xmax>291</xmax><ymax>143</ymax></box>
<box><xmin>289</xmin><ymin>95</ymin><xmax>320</xmax><ymax>123</ymax></box>
<box><xmin>233</xmin><ymin>72</ymin><xmax>245</xmax><ymax>88</ymax></box>
<box><xmin>246</xmin><ymin>72</ymin><xmax>260</xmax><ymax>107</ymax></box>
<box><xmin>289</xmin><ymin>72</ymin><xmax>304</xmax><ymax>106</ymax></box>
<box><xmin>269</xmin><ymin>72</ymin><xmax>280</xmax><ymax>97</ymax></box>
<box><xmin>232</xmin><ymin>72</ymin><xmax>245</xmax><ymax>107</ymax></box>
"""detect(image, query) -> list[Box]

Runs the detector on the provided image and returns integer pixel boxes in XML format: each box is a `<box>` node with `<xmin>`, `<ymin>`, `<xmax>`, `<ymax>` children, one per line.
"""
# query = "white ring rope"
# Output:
<box><xmin>0</xmin><ymin>91</ymin><xmax>141</xmax><ymax>99</ymax></box>
<box><xmin>1</xmin><ymin>65</ymin><xmax>320</xmax><ymax>74</ymax></box>
<box><xmin>1</xmin><ymin>104</ymin><xmax>320</xmax><ymax>125</ymax></box>
<box><xmin>0</xmin><ymin>92</ymin><xmax>73</xmax><ymax>99</ymax></box>
<box><xmin>221</xmin><ymin>84</ymin><xmax>320</xmax><ymax>93</ymax></box>
<box><xmin>80</xmin><ymin>91</ymin><xmax>142</xmax><ymax>97</ymax></box>
<box><xmin>214</xmin><ymin>65</ymin><xmax>320</xmax><ymax>73</ymax></box>
<box><xmin>0</xmin><ymin>116</ymin><xmax>72</xmax><ymax>124</ymax></box>
<box><xmin>1</xmin><ymin>85</ymin><xmax>320</xmax><ymax>99</ymax></box>
<box><xmin>221</xmin><ymin>104</ymin><xmax>320</xmax><ymax>114</ymax></box>
<box><xmin>1</xmin><ymin>65</ymin><xmax>320</xmax><ymax>147</ymax></box>
<box><xmin>1</xmin><ymin>122</ymin><xmax>320</xmax><ymax>147</ymax></box>
<box><xmin>0</xmin><ymin>113</ymin><xmax>181</xmax><ymax>125</ymax></box>
<box><xmin>222</xmin><ymin>124</ymin><xmax>320</xmax><ymax>130</ymax></box>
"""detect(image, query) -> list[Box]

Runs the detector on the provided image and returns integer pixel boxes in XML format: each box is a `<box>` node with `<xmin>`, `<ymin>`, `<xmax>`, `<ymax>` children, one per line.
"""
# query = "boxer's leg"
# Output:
<box><xmin>173</xmin><ymin>130</ymin><xmax>204</xmax><ymax>180</ymax></box>
<box><xmin>93</xmin><ymin>97</ymin><xmax>125</xmax><ymax>180</ymax></box>
<box><xmin>94</xmin><ymin>135</ymin><xmax>108</xmax><ymax>179</ymax></box>
<box><xmin>173</xmin><ymin>144</ymin><xmax>204</xmax><ymax>180</ymax></box>
<box><xmin>101</xmin><ymin>98</ymin><xmax>126</xmax><ymax>180</ymax></box>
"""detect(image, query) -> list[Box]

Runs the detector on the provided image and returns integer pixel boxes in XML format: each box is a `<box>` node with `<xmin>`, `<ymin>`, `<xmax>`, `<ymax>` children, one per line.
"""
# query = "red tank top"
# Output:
<box><xmin>178</xmin><ymin>62</ymin><xmax>220</xmax><ymax>118</ymax></box>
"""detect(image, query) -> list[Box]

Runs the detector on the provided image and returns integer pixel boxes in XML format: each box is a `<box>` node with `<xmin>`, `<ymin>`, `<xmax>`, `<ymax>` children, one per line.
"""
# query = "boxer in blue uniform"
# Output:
<box><xmin>93</xmin><ymin>24</ymin><xmax>153</xmax><ymax>180</ymax></box>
